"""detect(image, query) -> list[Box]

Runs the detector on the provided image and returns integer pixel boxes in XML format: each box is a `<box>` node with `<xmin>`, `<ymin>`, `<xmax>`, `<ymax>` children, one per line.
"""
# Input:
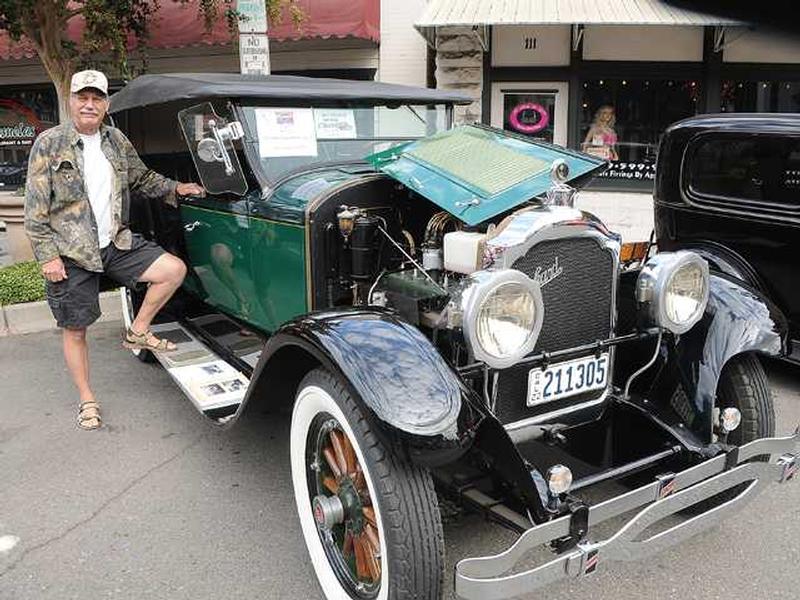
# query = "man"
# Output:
<box><xmin>24</xmin><ymin>69</ymin><xmax>204</xmax><ymax>430</ymax></box>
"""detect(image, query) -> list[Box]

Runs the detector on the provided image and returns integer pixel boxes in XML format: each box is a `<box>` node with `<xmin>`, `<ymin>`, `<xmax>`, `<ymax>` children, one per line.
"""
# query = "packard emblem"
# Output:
<box><xmin>532</xmin><ymin>256</ymin><xmax>563</xmax><ymax>287</ymax></box>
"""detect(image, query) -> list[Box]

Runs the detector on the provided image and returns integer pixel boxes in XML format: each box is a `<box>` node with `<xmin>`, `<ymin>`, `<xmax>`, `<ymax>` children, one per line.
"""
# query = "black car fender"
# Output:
<box><xmin>651</xmin><ymin>273</ymin><xmax>787</xmax><ymax>438</ymax></box>
<box><xmin>238</xmin><ymin>307</ymin><xmax>483</xmax><ymax>467</ymax></box>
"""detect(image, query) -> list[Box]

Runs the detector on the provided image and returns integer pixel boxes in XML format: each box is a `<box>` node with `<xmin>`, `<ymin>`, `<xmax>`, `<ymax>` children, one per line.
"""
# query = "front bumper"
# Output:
<box><xmin>455</xmin><ymin>431</ymin><xmax>799</xmax><ymax>600</ymax></box>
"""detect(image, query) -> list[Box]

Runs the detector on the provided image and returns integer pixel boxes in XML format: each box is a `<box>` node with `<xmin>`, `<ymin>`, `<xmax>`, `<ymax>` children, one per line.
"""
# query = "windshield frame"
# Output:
<box><xmin>232</xmin><ymin>101</ymin><xmax>453</xmax><ymax>195</ymax></box>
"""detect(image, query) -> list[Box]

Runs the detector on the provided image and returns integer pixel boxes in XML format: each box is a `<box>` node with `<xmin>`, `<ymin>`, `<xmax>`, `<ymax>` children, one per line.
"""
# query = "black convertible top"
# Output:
<box><xmin>109</xmin><ymin>72</ymin><xmax>472</xmax><ymax>114</ymax></box>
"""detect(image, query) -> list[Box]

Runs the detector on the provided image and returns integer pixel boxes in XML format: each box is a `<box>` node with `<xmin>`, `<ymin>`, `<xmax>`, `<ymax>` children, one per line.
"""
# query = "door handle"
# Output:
<box><xmin>184</xmin><ymin>221</ymin><xmax>201</xmax><ymax>232</ymax></box>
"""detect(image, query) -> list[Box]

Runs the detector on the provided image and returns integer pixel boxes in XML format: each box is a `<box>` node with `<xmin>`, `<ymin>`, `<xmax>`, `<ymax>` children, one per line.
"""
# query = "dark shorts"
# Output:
<box><xmin>46</xmin><ymin>234</ymin><xmax>166</xmax><ymax>329</ymax></box>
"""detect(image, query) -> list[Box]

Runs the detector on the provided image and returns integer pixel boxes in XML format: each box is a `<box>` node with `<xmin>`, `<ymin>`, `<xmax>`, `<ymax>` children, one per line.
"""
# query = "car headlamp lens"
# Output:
<box><xmin>476</xmin><ymin>282</ymin><xmax>537</xmax><ymax>358</ymax></box>
<box><xmin>637</xmin><ymin>251</ymin><xmax>709</xmax><ymax>334</ymax></box>
<box><xmin>462</xmin><ymin>270</ymin><xmax>545</xmax><ymax>369</ymax></box>
<box><xmin>665</xmin><ymin>261</ymin><xmax>707</xmax><ymax>325</ymax></box>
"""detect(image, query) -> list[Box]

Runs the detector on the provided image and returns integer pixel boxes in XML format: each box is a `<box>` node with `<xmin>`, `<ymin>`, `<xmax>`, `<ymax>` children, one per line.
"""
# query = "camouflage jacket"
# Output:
<box><xmin>24</xmin><ymin>122</ymin><xmax>177</xmax><ymax>272</ymax></box>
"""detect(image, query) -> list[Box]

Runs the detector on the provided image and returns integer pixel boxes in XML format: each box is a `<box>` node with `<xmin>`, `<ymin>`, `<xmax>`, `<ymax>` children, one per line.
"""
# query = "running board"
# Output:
<box><xmin>147</xmin><ymin>322</ymin><xmax>256</xmax><ymax>423</ymax></box>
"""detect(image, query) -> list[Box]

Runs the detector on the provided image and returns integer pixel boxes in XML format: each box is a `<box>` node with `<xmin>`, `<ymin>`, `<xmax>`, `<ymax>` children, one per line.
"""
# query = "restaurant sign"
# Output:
<box><xmin>0</xmin><ymin>99</ymin><xmax>44</xmax><ymax>146</ymax></box>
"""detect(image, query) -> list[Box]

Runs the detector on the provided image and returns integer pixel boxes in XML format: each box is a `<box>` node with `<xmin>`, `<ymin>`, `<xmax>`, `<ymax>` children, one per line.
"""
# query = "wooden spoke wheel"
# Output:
<box><xmin>311</xmin><ymin>424</ymin><xmax>383</xmax><ymax>592</ymax></box>
<box><xmin>290</xmin><ymin>368</ymin><xmax>444</xmax><ymax>600</ymax></box>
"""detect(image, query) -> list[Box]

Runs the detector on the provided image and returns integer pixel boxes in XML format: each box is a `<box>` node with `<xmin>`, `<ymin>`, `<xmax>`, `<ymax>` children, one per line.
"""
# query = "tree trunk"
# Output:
<box><xmin>40</xmin><ymin>61</ymin><xmax>73</xmax><ymax>123</ymax></box>
<box><xmin>24</xmin><ymin>3</ymin><xmax>74</xmax><ymax>124</ymax></box>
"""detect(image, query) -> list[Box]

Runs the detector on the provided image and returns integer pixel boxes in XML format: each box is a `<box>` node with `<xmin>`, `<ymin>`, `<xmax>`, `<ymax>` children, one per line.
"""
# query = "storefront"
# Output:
<box><xmin>416</xmin><ymin>1</ymin><xmax>800</xmax><ymax>194</ymax></box>
<box><xmin>0</xmin><ymin>88</ymin><xmax>57</xmax><ymax>187</ymax></box>
<box><xmin>0</xmin><ymin>0</ymin><xmax>380</xmax><ymax>189</ymax></box>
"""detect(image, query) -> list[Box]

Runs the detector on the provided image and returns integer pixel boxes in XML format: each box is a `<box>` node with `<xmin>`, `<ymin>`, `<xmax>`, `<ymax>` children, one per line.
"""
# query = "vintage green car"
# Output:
<box><xmin>109</xmin><ymin>73</ymin><xmax>798</xmax><ymax>600</ymax></box>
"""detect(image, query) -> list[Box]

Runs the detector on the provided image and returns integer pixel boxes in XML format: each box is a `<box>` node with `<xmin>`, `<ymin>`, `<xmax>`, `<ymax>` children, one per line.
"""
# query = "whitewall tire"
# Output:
<box><xmin>290</xmin><ymin>368</ymin><xmax>443</xmax><ymax>600</ymax></box>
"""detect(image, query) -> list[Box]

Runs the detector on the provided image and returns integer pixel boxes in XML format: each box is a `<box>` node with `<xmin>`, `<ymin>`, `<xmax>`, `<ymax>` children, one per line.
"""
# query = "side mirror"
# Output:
<box><xmin>197</xmin><ymin>138</ymin><xmax>223</xmax><ymax>163</ymax></box>
<box><xmin>207</xmin><ymin>120</ymin><xmax>244</xmax><ymax>175</ymax></box>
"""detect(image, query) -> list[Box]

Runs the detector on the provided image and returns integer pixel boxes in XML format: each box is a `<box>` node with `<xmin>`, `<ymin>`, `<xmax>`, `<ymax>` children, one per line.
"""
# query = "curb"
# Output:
<box><xmin>0</xmin><ymin>290</ymin><xmax>121</xmax><ymax>336</ymax></box>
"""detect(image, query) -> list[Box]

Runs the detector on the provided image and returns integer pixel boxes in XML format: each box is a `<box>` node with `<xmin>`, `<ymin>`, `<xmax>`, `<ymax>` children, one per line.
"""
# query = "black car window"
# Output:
<box><xmin>687</xmin><ymin>135</ymin><xmax>800</xmax><ymax>206</ymax></box>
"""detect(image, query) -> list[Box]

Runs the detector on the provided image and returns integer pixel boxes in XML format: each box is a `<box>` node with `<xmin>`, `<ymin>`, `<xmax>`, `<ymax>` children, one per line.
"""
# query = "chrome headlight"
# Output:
<box><xmin>636</xmin><ymin>251</ymin><xmax>709</xmax><ymax>334</ymax></box>
<box><xmin>461</xmin><ymin>270</ymin><xmax>544</xmax><ymax>369</ymax></box>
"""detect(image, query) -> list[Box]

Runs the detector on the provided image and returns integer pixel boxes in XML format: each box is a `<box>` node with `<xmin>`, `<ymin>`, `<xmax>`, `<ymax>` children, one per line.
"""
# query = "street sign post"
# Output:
<box><xmin>237</xmin><ymin>0</ymin><xmax>270</xmax><ymax>74</ymax></box>
<box><xmin>240</xmin><ymin>33</ymin><xmax>271</xmax><ymax>75</ymax></box>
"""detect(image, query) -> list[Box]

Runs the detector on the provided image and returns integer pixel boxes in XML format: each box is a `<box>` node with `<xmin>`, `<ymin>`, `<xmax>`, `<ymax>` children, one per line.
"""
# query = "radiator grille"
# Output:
<box><xmin>493</xmin><ymin>237</ymin><xmax>615</xmax><ymax>425</ymax></box>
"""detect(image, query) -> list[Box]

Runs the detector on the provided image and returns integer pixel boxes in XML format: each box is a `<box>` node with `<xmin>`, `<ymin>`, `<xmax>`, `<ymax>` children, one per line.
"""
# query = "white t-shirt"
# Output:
<box><xmin>79</xmin><ymin>132</ymin><xmax>113</xmax><ymax>248</ymax></box>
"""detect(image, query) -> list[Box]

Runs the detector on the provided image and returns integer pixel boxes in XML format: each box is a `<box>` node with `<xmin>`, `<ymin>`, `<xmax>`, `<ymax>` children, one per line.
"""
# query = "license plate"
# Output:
<box><xmin>527</xmin><ymin>354</ymin><xmax>609</xmax><ymax>406</ymax></box>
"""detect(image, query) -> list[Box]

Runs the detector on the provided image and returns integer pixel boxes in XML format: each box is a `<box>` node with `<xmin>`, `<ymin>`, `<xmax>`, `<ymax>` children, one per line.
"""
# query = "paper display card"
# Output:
<box><xmin>314</xmin><ymin>109</ymin><xmax>357</xmax><ymax>139</ymax></box>
<box><xmin>169</xmin><ymin>360</ymin><xmax>249</xmax><ymax>409</ymax></box>
<box><xmin>255</xmin><ymin>108</ymin><xmax>318</xmax><ymax>158</ymax></box>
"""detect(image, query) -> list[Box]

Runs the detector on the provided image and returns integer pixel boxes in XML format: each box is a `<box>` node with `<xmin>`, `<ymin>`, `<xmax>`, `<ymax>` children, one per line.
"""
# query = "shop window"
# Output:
<box><xmin>687</xmin><ymin>135</ymin><xmax>800</xmax><ymax>207</ymax></box>
<box><xmin>0</xmin><ymin>89</ymin><xmax>57</xmax><ymax>189</ymax></box>
<box><xmin>579</xmin><ymin>79</ymin><xmax>701</xmax><ymax>187</ymax></box>
<box><xmin>721</xmin><ymin>81</ymin><xmax>800</xmax><ymax>113</ymax></box>
<box><xmin>502</xmin><ymin>91</ymin><xmax>558</xmax><ymax>144</ymax></box>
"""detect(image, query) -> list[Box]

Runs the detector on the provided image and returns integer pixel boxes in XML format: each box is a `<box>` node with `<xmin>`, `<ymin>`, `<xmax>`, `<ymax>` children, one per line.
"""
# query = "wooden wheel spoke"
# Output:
<box><xmin>362</xmin><ymin>506</ymin><xmax>377</xmax><ymax>528</ymax></box>
<box><xmin>342</xmin><ymin>528</ymin><xmax>354</xmax><ymax>559</ymax></box>
<box><xmin>353</xmin><ymin>534</ymin><xmax>369</xmax><ymax>580</ymax></box>
<box><xmin>340</xmin><ymin>431</ymin><xmax>358</xmax><ymax>476</ymax></box>
<box><xmin>353</xmin><ymin>464</ymin><xmax>367</xmax><ymax>495</ymax></box>
<box><xmin>322</xmin><ymin>446</ymin><xmax>342</xmax><ymax>479</ymax></box>
<box><xmin>364</xmin><ymin>523</ymin><xmax>380</xmax><ymax>554</ymax></box>
<box><xmin>329</xmin><ymin>430</ymin><xmax>350</xmax><ymax>477</ymax></box>
<box><xmin>363</xmin><ymin>535</ymin><xmax>381</xmax><ymax>581</ymax></box>
<box><xmin>322</xmin><ymin>475</ymin><xmax>339</xmax><ymax>494</ymax></box>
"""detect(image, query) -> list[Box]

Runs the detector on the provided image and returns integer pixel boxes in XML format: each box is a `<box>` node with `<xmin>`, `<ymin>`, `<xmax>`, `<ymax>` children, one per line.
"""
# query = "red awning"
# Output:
<box><xmin>0</xmin><ymin>0</ymin><xmax>379</xmax><ymax>62</ymax></box>
<box><xmin>270</xmin><ymin>0</ymin><xmax>379</xmax><ymax>42</ymax></box>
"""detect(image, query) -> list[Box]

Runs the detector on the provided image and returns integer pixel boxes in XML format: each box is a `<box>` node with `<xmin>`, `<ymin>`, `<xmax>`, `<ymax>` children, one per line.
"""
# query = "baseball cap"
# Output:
<box><xmin>70</xmin><ymin>70</ymin><xmax>109</xmax><ymax>96</ymax></box>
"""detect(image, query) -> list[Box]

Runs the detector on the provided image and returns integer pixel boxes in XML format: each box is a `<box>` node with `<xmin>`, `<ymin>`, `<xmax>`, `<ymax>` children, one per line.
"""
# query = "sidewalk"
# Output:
<box><xmin>575</xmin><ymin>189</ymin><xmax>654</xmax><ymax>242</ymax></box>
<box><xmin>0</xmin><ymin>290</ymin><xmax>121</xmax><ymax>336</ymax></box>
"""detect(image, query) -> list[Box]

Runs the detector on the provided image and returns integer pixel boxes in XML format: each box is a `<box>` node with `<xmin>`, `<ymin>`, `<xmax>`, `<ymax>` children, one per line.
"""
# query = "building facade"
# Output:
<box><xmin>416</xmin><ymin>0</ymin><xmax>800</xmax><ymax>196</ymax></box>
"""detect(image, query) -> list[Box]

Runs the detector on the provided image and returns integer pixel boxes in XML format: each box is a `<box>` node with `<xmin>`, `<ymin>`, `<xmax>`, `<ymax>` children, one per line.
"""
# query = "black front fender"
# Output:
<box><xmin>240</xmin><ymin>308</ymin><xmax>481</xmax><ymax>466</ymax></box>
<box><xmin>653</xmin><ymin>274</ymin><xmax>787</xmax><ymax>438</ymax></box>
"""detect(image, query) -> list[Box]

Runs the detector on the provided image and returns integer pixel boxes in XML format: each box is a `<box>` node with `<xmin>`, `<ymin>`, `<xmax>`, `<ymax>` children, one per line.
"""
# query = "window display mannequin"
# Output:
<box><xmin>582</xmin><ymin>105</ymin><xmax>619</xmax><ymax>161</ymax></box>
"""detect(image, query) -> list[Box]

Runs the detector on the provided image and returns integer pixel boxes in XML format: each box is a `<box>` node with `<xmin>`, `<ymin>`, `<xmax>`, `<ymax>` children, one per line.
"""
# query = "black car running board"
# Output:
<box><xmin>144</xmin><ymin>321</ymin><xmax>255</xmax><ymax>423</ymax></box>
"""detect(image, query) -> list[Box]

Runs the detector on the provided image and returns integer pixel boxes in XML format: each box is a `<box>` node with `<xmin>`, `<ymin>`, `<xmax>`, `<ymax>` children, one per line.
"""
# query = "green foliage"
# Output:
<box><xmin>0</xmin><ymin>261</ymin><xmax>46</xmax><ymax>306</ymax></box>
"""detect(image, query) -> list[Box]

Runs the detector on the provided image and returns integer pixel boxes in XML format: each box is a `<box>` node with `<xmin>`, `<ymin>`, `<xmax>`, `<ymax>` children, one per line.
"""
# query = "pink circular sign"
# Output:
<box><xmin>508</xmin><ymin>102</ymin><xmax>550</xmax><ymax>134</ymax></box>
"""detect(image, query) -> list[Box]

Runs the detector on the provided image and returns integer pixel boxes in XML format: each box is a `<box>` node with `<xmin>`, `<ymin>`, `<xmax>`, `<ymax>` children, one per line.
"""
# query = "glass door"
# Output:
<box><xmin>491</xmin><ymin>82</ymin><xmax>569</xmax><ymax>147</ymax></box>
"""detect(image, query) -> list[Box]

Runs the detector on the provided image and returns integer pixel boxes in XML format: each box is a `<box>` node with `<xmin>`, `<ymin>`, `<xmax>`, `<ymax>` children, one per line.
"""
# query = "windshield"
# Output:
<box><xmin>238</xmin><ymin>104</ymin><xmax>449</xmax><ymax>186</ymax></box>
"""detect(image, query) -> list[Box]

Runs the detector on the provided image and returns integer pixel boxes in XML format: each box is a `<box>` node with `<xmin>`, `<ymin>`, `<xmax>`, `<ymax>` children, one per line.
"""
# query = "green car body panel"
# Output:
<box><xmin>180</xmin><ymin>202</ymin><xmax>307</xmax><ymax>333</ymax></box>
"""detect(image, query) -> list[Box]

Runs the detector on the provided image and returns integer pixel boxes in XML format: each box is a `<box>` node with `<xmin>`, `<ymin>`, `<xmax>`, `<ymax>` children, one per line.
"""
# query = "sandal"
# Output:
<box><xmin>123</xmin><ymin>327</ymin><xmax>178</xmax><ymax>353</ymax></box>
<box><xmin>77</xmin><ymin>401</ymin><xmax>102</xmax><ymax>430</ymax></box>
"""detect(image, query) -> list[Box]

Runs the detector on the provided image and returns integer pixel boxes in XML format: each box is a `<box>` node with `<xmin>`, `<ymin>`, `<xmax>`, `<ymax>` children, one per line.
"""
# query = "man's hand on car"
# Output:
<box><xmin>42</xmin><ymin>257</ymin><xmax>67</xmax><ymax>282</ymax></box>
<box><xmin>176</xmin><ymin>182</ymin><xmax>205</xmax><ymax>197</ymax></box>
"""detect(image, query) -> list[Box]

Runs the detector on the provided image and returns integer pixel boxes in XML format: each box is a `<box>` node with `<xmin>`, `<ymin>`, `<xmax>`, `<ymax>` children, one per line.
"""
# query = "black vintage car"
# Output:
<box><xmin>655</xmin><ymin>113</ymin><xmax>799</xmax><ymax>363</ymax></box>
<box><xmin>109</xmin><ymin>74</ymin><xmax>798</xmax><ymax>600</ymax></box>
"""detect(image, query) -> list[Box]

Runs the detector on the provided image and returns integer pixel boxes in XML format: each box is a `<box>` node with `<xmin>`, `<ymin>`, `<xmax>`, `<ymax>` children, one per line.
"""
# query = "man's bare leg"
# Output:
<box><xmin>129</xmin><ymin>253</ymin><xmax>187</xmax><ymax>339</ymax></box>
<box><xmin>63</xmin><ymin>327</ymin><xmax>100</xmax><ymax>428</ymax></box>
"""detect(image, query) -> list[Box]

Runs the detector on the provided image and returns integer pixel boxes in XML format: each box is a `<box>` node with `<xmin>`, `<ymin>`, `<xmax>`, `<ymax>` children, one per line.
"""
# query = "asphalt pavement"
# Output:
<box><xmin>1</xmin><ymin>321</ymin><xmax>799</xmax><ymax>600</ymax></box>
